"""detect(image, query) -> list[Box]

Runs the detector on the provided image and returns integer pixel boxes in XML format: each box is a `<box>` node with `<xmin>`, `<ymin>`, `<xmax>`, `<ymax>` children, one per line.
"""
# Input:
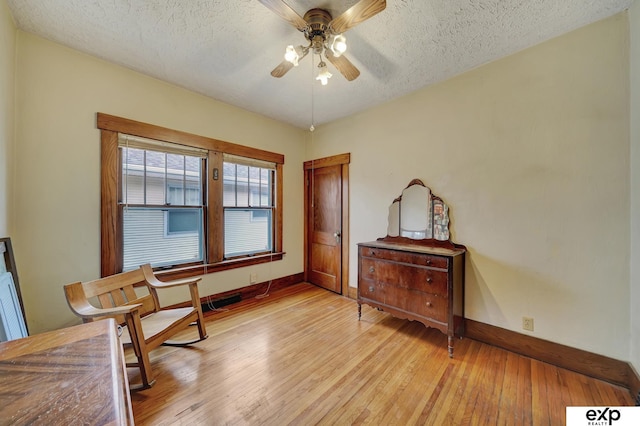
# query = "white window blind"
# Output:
<box><xmin>223</xmin><ymin>153</ymin><xmax>276</xmax><ymax>170</ymax></box>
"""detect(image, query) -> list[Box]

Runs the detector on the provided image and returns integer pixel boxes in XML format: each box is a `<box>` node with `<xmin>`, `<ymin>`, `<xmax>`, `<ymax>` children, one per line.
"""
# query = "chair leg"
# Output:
<box><xmin>190</xmin><ymin>283</ymin><xmax>209</xmax><ymax>341</ymax></box>
<box><xmin>196</xmin><ymin>318</ymin><xmax>208</xmax><ymax>340</ymax></box>
<box><xmin>134</xmin><ymin>347</ymin><xmax>155</xmax><ymax>390</ymax></box>
<box><xmin>125</xmin><ymin>312</ymin><xmax>155</xmax><ymax>390</ymax></box>
<box><xmin>194</xmin><ymin>309</ymin><xmax>208</xmax><ymax>340</ymax></box>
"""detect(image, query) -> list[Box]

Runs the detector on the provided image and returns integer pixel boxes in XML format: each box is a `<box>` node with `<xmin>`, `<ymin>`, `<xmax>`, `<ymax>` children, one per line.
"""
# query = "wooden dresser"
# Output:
<box><xmin>0</xmin><ymin>319</ymin><xmax>134</xmax><ymax>425</ymax></box>
<box><xmin>358</xmin><ymin>240</ymin><xmax>465</xmax><ymax>357</ymax></box>
<box><xmin>357</xmin><ymin>179</ymin><xmax>466</xmax><ymax>357</ymax></box>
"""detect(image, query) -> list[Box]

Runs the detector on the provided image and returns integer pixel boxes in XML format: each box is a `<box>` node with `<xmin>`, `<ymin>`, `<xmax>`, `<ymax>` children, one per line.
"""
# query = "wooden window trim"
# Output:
<box><xmin>98</xmin><ymin>113</ymin><xmax>284</xmax><ymax>278</ymax></box>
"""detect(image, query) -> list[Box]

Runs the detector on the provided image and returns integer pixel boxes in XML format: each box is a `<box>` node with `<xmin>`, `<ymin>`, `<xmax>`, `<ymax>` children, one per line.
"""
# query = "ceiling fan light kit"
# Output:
<box><xmin>284</xmin><ymin>45</ymin><xmax>306</xmax><ymax>66</ymax></box>
<box><xmin>259</xmin><ymin>0</ymin><xmax>386</xmax><ymax>85</ymax></box>
<box><xmin>315</xmin><ymin>61</ymin><xmax>332</xmax><ymax>85</ymax></box>
<box><xmin>329</xmin><ymin>34</ymin><xmax>347</xmax><ymax>57</ymax></box>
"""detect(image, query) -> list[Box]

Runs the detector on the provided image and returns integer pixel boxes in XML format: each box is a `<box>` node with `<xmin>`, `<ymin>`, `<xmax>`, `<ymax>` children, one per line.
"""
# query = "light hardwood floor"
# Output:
<box><xmin>129</xmin><ymin>283</ymin><xmax>633</xmax><ymax>425</ymax></box>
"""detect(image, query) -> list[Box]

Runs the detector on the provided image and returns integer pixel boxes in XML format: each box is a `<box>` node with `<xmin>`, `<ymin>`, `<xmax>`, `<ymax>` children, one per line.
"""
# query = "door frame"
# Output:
<box><xmin>303</xmin><ymin>153</ymin><xmax>350</xmax><ymax>296</ymax></box>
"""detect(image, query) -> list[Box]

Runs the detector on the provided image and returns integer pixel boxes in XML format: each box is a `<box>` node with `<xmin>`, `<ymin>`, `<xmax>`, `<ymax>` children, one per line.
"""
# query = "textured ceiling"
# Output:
<box><xmin>6</xmin><ymin>0</ymin><xmax>634</xmax><ymax>129</ymax></box>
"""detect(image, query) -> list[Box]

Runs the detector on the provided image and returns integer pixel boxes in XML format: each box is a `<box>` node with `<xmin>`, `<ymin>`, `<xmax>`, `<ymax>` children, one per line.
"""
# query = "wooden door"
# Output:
<box><xmin>304</xmin><ymin>154</ymin><xmax>349</xmax><ymax>295</ymax></box>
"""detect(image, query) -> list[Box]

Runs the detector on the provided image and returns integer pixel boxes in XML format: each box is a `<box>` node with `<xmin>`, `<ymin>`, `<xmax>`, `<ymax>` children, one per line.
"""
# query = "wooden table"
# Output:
<box><xmin>0</xmin><ymin>319</ymin><xmax>134</xmax><ymax>425</ymax></box>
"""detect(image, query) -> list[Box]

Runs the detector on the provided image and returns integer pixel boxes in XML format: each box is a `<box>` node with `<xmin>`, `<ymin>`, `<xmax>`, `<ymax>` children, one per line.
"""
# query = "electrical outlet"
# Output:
<box><xmin>250</xmin><ymin>273</ymin><xmax>258</xmax><ymax>284</ymax></box>
<box><xmin>522</xmin><ymin>317</ymin><xmax>534</xmax><ymax>332</ymax></box>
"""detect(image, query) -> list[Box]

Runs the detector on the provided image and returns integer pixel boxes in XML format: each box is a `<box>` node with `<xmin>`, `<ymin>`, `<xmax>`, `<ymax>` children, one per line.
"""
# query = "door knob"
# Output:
<box><xmin>333</xmin><ymin>231</ymin><xmax>341</xmax><ymax>243</ymax></box>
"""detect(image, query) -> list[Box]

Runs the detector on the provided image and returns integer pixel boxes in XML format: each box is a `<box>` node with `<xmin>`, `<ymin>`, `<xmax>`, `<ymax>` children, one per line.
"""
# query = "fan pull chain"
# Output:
<box><xmin>310</xmin><ymin>53</ymin><xmax>315</xmax><ymax>132</ymax></box>
<box><xmin>310</xmin><ymin>53</ymin><xmax>315</xmax><ymax>210</ymax></box>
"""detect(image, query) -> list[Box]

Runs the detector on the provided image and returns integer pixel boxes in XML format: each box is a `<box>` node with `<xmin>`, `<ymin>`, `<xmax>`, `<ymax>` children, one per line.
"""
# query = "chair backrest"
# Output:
<box><xmin>72</xmin><ymin>268</ymin><xmax>159</xmax><ymax>324</ymax></box>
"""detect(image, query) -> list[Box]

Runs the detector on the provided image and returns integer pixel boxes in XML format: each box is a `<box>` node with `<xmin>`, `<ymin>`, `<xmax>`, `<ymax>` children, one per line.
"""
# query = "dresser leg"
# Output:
<box><xmin>448</xmin><ymin>336</ymin><xmax>454</xmax><ymax>358</ymax></box>
<box><xmin>358</xmin><ymin>303</ymin><xmax>362</xmax><ymax>320</ymax></box>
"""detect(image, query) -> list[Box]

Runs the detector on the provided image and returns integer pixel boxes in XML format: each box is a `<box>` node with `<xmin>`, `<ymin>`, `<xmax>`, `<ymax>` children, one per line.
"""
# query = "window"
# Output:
<box><xmin>223</xmin><ymin>155</ymin><xmax>275</xmax><ymax>258</ymax></box>
<box><xmin>98</xmin><ymin>113</ymin><xmax>284</xmax><ymax>278</ymax></box>
<box><xmin>120</xmin><ymin>137</ymin><xmax>207</xmax><ymax>270</ymax></box>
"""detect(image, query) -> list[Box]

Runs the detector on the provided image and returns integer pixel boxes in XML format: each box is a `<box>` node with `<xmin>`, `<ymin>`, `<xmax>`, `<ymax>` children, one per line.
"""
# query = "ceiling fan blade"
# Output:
<box><xmin>325</xmin><ymin>51</ymin><xmax>360</xmax><ymax>81</ymax></box>
<box><xmin>258</xmin><ymin>0</ymin><xmax>309</xmax><ymax>32</ymax></box>
<box><xmin>271</xmin><ymin>60</ymin><xmax>295</xmax><ymax>78</ymax></box>
<box><xmin>329</xmin><ymin>0</ymin><xmax>386</xmax><ymax>34</ymax></box>
<box><xmin>271</xmin><ymin>48</ymin><xmax>309</xmax><ymax>78</ymax></box>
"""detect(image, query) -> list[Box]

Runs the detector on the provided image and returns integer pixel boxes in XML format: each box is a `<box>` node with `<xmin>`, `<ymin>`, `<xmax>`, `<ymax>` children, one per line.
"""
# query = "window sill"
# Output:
<box><xmin>153</xmin><ymin>252</ymin><xmax>285</xmax><ymax>281</ymax></box>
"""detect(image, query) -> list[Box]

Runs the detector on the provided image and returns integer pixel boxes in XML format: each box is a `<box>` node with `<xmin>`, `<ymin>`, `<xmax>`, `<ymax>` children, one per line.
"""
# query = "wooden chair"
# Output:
<box><xmin>63</xmin><ymin>264</ymin><xmax>208</xmax><ymax>390</ymax></box>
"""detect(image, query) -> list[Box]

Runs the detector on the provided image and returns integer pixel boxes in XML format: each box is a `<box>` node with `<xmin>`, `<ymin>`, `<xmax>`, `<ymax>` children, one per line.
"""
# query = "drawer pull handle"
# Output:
<box><xmin>369</xmin><ymin>266</ymin><xmax>375</xmax><ymax>273</ymax></box>
<box><xmin>426</xmin><ymin>302</ymin><xmax>433</xmax><ymax>307</ymax></box>
<box><xmin>426</xmin><ymin>259</ymin><xmax>432</xmax><ymax>265</ymax></box>
<box><xmin>369</xmin><ymin>286</ymin><xmax>375</xmax><ymax>293</ymax></box>
<box><xmin>426</xmin><ymin>277</ymin><xmax>433</xmax><ymax>283</ymax></box>
<box><xmin>371</xmin><ymin>251</ymin><xmax>376</xmax><ymax>256</ymax></box>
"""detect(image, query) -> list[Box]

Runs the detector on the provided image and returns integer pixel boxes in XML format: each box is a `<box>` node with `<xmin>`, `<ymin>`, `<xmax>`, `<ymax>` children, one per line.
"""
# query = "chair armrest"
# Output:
<box><xmin>141</xmin><ymin>264</ymin><xmax>202</xmax><ymax>289</ymax></box>
<box><xmin>71</xmin><ymin>301</ymin><xmax>143</xmax><ymax>320</ymax></box>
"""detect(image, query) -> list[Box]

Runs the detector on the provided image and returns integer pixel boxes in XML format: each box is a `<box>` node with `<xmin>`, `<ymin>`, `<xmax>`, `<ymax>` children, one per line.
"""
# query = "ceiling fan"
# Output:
<box><xmin>258</xmin><ymin>0</ymin><xmax>386</xmax><ymax>85</ymax></box>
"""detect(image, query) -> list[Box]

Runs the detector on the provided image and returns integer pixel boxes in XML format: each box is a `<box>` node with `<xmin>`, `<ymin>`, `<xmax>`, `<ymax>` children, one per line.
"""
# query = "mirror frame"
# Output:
<box><xmin>381</xmin><ymin>179</ymin><xmax>465</xmax><ymax>251</ymax></box>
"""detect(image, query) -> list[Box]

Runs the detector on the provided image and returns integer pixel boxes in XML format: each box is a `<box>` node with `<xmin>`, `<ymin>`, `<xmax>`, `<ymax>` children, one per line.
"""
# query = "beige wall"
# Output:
<box><xmin>630</xmin><ymin>1</ymin><xmax>640</xmax><ymax>374</ymax></box>
<box><xmin>6</xmin><ymin>5</ymin><xmax>636</xmax><ymax>366</ymax></box>
<box><xmin>13</xmin><ymin>32</ymin><xmax>306</xmax><ymax>334</ymax></box>
<box><xmin>0</xmin><ymin>0</ymin><xmax>15</xmax><ymax>236</ymax></box>
<box><xmin>309</xmin><ymin>14</ymin><xmax>630</xmax><ymax>360</ymax></box>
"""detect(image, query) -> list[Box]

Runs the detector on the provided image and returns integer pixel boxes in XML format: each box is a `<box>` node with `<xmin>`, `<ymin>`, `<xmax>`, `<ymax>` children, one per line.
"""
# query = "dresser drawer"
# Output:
<box><xmin>359</xmin><ymin>279</ymin><xmax>447</xmax><ymax>324</ymax></box>
<box><xmin>360</xmin><ymin>257</ymin><xmax>448</xmax><ymax>297</ymax></box>
<box><xmin>358</xmin><ymin>278</ymin><xmax>388</xmax><ymax>305</ymax></box>
<box><xmin>407</xmin><ymin>294</ymin><xmax>448</xmax><ymax>323</ymax></box>
<box><xmin>360</xmin><ymin>246</ymin><xmax>449</xmax><ymax>270</ymax></box>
